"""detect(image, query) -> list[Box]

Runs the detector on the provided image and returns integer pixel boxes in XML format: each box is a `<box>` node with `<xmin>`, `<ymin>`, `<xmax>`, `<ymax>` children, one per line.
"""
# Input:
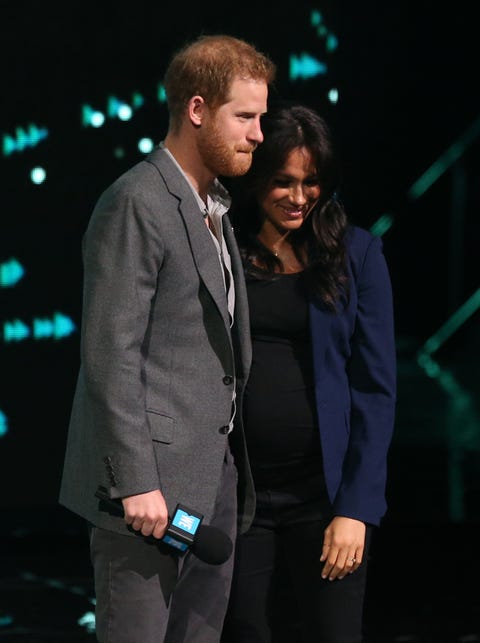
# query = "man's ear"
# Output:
<box><xmin>187</xmin><ymin>95</ymin><xmax>205</xmax><ymax>127</ymax></box>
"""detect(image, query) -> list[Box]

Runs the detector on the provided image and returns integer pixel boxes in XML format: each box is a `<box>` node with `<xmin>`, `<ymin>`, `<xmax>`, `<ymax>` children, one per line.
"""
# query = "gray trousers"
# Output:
<box><xmin>90</xmin><ymin>446</ymin><xmax>238</xmax><ymax>643</ymax></box>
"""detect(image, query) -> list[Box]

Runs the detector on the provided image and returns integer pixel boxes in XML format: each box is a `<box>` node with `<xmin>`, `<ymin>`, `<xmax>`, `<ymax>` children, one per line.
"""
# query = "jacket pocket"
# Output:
<box><xmin>146</xmin><ymin>410</ymin><xmax>175</xmax><ymax>444</ymax></box>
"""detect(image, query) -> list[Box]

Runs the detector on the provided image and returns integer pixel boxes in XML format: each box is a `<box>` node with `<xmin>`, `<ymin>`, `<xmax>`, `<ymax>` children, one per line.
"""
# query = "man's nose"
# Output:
<box><xmin>247</xmin><ymin>118</ymin><xmax>264</xmax><ymax>144</ymax></box>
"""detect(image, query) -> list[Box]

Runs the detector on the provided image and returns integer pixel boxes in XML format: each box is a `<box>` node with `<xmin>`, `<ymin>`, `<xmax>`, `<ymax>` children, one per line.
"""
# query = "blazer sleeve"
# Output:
<box><xmin>333</xmin><ymin>233</ymin><xmax>397</xmax><ymax>525</ymax></box>
<box><xmin>80</xmin><ymin>180</ymin><xmax>165</xmax><ymax>498</ymax></box>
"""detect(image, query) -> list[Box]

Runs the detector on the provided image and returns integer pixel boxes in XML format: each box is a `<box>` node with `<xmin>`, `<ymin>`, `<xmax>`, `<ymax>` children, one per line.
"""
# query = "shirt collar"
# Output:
<box><xmin>158</xmin><ymin>142</ymin><xmax>231</xmax><ymax>218</ymax></box>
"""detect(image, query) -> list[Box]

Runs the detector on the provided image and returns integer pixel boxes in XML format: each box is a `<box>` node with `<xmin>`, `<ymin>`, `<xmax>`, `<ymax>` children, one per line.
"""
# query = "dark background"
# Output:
<box><xmin>1</xmin><ymin>2</ymin><xmax>480</xmax><ymax>641</ymax></box>
<box><xmin>1</xmin><ymin>0</ymin><xmax>479</xmax><ymax>546</ymax></box>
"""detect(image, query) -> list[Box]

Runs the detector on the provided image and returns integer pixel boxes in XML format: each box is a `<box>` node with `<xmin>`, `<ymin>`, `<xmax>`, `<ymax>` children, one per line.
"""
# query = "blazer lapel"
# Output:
<box><xmin>147</xmin><ymin>149</ymin><xmax>230</xmax><ymax>330</ymax></box>
<box><xmin>223</xmin><ymin>217</ymin><xmax>252</xmax><ymax>376</ymax></box>
<box><xmin>308</xmin><ymin>300</ymin><xmax>331</xmax><ymax>404</ymax></box>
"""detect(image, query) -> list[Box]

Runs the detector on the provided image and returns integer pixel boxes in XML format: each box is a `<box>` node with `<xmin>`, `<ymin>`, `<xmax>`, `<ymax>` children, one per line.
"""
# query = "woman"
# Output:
<box><xmin>221</xmin><ymin>102</ymin><xmax>396</xmax><ymax>643</ymax></box>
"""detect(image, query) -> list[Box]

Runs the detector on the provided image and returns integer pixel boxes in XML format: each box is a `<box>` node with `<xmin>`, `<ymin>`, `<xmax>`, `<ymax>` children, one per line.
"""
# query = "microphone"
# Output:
<box><xmin>95</xmin><ymin>487</ymin><xmax>233</xmax><ymax>565</ymax></box>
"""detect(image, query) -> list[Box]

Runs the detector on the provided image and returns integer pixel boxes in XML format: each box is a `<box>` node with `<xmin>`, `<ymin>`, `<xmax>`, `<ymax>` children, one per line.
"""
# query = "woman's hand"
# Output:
<box><xmin>320</xmin><ymin>516</ymin><xmax>366</xmax><ymax>580</ymax></box>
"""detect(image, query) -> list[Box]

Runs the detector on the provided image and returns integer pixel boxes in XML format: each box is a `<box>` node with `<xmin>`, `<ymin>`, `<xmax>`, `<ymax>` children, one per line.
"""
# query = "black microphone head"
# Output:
<box><xmin>191</xmin><ymin>524</ymin><xmax>233</xmax><ymax>565</ymax></box>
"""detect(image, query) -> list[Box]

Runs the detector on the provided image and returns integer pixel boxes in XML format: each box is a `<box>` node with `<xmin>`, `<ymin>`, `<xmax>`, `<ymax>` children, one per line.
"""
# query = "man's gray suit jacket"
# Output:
<box><xmin>59</xmin><ymin>147</ymin><xmax>255</xmax><ymax>535</ymax></box>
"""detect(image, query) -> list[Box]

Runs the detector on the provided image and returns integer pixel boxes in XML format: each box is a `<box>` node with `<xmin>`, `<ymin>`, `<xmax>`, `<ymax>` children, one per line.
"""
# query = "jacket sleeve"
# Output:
<box><xmin>80</xmin><ymin>181</ymin><xmax>165</xmax><ymax>499</ymax></box>
<box><xmin>333</xmin><ymin>234</ymin><xmax>397</xmax><ymax>525</ymax></box>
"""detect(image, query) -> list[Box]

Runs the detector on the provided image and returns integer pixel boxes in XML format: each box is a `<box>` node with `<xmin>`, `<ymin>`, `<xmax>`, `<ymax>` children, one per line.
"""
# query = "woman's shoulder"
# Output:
<box><xmin>345</xmin><ymin>224</ymin><xmax>377</xmax><ymax>250</ymax></box>
<box><xmin>345</xmin><ymin>224</ymin><xmax>386</xmax><ymax>280</ymax></box>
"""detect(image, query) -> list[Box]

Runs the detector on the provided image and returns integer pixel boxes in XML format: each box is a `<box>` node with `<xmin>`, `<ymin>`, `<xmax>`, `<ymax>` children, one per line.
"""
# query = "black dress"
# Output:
<box><xmin>243</xmin><ymin>269</ymin><xmax>324</xmax><ymax>489</ymax></box>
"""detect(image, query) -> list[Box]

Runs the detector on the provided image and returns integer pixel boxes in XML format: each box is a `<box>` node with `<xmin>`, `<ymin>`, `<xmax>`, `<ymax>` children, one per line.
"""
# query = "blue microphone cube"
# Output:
<box><xmin>162</xmin><ymin>504</ymin><xmax>203</xmax><ymax>552</ymax></box>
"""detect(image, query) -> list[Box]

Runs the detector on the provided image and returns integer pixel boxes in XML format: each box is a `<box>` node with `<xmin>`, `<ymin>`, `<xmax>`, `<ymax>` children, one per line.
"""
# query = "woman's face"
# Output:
<box><xmin>258</xmin><ymin>146</ymin><xmax>321</xmax><ymax>237</ymax></box>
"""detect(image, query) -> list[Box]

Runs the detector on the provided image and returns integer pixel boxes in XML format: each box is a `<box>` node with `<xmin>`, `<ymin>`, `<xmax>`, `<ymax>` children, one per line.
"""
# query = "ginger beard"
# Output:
<box><xmin>197</xmin><ymin>116</ymin><xmax>256</xmax><ymax>177</ymax></box>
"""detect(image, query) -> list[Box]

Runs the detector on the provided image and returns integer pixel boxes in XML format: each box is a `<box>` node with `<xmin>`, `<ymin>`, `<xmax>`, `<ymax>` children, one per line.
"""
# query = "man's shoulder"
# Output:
<box><xmin>120</xmin><ymin>147</ymin><xmax>171</xmax><ymax>185</ymax></box>
<box><xmin>100</xmin><ymin>148</ymin><xmax>180</xmax><ymax>201</ymax></box>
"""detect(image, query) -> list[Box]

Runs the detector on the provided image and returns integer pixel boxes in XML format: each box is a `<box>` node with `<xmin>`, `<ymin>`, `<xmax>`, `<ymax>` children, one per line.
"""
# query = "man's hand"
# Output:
<box><xmin>122</xmin><ymin>489</ymin><xmax>169</xmax><ymax>539</ymax></box>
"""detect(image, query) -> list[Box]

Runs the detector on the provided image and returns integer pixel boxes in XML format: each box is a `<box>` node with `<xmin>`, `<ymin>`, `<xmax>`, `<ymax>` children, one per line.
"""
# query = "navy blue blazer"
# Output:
<box><xmin>309</xmin><ymin>225</ymin><xmax>396</xmax><ymax>526</ymax></box>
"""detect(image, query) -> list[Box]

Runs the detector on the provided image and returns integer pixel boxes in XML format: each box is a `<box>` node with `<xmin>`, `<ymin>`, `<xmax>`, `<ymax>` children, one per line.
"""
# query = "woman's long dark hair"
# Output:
<box><xmin>229</xmin><ymin>101</ymin><xmax>349</xmax><ymax>310</ymax></box>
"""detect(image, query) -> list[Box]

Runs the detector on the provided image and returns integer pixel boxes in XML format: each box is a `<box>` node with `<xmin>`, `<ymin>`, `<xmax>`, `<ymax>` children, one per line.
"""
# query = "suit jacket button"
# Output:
<box><xmin>219</xmin><ymin>425</ymin><xmax>229</xmax><ymax>434</ymax></box>
<box><xmin>222</xmin><ymin>375</ymin><xmax>233</xmax><ymax>385</ymax></box>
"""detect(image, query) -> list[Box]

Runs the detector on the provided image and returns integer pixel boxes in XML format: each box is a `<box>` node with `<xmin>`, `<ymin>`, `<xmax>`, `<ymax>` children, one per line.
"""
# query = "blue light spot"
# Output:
<box><xmin>31</xmin><ymin>166</ymin><xmax>46</xmax><ymax>185</ymax></box>
<box><xmin>117</xmin><ymin>104</ymin><xmax>133</xmax><ymax>121</ymax></box>
<box><xmin>0</xmin><ymin>614</ymin><xmax>14</xmax><ymax>627</ymax></box>
<box><xmin>290</xmin><ymin>53</ymin><xmax>327</xmax><ymax>81</ymax></box>
<box><xmin>0</xmin><ymin>258</ymin><xmax>25</xmax><ymax>287</ymax></box>
<box><xmin>0</xmin><ymin>410</ymin><xmax>8</xmax><ymax>437</ymax></box>
<box><xmin>91</xmin><ymin>111</ymin><xmax>105</xmax><ymax>128</ymax></box>
<box><xmin>4</xmin><ymin>319</ymin><xmax>30</xmax><ymax>342</ymax></box>
<box><xmin>138</xmin><ymin>138</ymin><xmax>154</xmax><ymax>154</ymax></box>
<box><xmin>327</xmin><ymin>88</ymin><xmax>339</xmax><ymax>104</ymax></box>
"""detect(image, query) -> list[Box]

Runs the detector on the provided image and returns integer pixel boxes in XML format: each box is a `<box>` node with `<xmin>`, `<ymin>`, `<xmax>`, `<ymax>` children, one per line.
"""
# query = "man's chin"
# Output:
<box><xmin>223</xmin><ymin>156</ymin><xmax>253</xmax><ymax>177</ymax></box>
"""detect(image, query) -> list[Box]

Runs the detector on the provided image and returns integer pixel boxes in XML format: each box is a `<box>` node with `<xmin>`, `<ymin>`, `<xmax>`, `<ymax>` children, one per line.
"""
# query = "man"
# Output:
<box><xmin>59</xmin><ymin>34</ymin><xmax>276</xmax><ymax>643</ymax></box>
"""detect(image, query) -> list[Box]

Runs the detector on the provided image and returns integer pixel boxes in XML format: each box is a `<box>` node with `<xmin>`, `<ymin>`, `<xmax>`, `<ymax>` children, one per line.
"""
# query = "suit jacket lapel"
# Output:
<box><xmin>223</xmin><ymin>216</ymin><xmax>252</xmax><ymax>376</ymax></box>
<box><xmin>147</xmin><ymin>148</ymin><xmax>231</xmax><ymax>330</ymax></box>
